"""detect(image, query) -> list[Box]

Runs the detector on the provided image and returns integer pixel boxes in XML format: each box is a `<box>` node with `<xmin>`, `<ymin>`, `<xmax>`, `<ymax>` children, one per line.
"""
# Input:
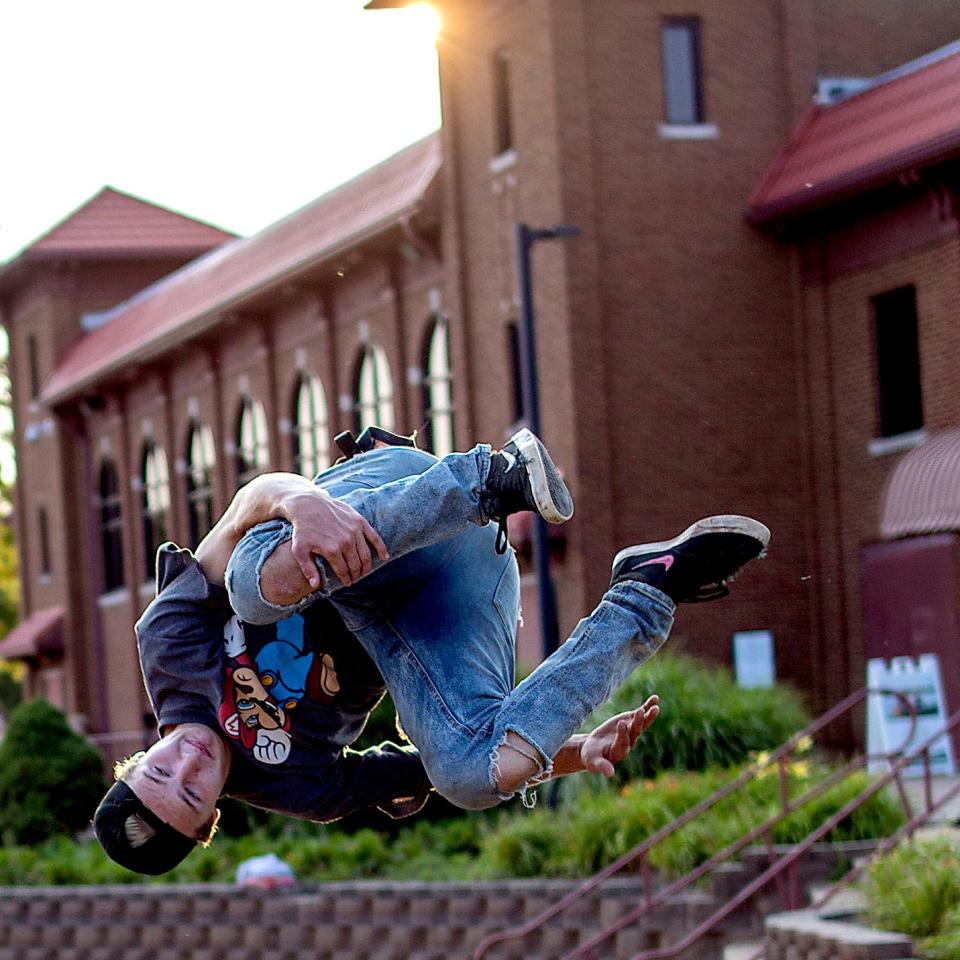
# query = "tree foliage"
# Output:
<box><xmin>0</xmin><ymin>698</ymin><xmax>106</xmax><ymax>845</ymax></box>
<box><xmin>0</xmin><ymin>472</ymin><xmax>23</xmax><ymax>713</ymax></box>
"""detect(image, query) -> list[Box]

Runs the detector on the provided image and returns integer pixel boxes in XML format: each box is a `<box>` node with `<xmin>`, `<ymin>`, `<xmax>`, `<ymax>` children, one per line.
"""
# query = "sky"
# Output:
<box><xmin>0</xmin><ymin>0</ymin><xmax>442</xmax><ymax>484</ymax></box>
<box><xmin>0</xmin><ymin>0</ymin><xmax>442</xmax><ymax>262</ymax></box>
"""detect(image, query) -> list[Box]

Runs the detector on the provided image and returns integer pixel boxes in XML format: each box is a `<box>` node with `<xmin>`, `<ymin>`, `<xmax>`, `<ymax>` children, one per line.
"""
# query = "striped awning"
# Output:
<box><xmin>881</xmin><ymin>429</ymin><xmax>960</xmax><ymax>539</ymax></box>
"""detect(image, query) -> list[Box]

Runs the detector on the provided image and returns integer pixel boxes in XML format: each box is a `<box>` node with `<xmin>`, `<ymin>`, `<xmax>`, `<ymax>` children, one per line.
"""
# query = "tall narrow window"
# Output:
<box><xmin>236</xmin><ymin>397</ymin><xmax>270</xmax><ymax>486</ymax></box>
<box><xmin>354</xmin><ymin>345</ymin><xmax>395</xmax><ymax>433</ymax></box>
<box><xmin>186</xmin><ymin>421</ymin><xmax>216</xmax><ymax>547</ymax></box>
<box><xmin>99</xmin><ymin>459</ymin><xmax>125</xmax><ymax>593</ymax></box>
<box><xmin>37</xmin><ymin>507</ymin><xmax>50</xmax><ymax>577</ymax></box>
<box><xmin>27</xmin><ymin>334</ymin><xmax>41</xmax><ymax>400</ymax></box>
<box><xmin>421</xmin><ymin>316</ymin><xmax>455</xmax><ymax>456</ymax></box>
<box><xmin>661</xmin><ymin>18</ymin><xmax>705</xmax><ymax>125</ymax></box>
<box><xmin>506</xmin><ymin>322</ymin><xmax>524</xmax><ymax>424</ymax></box>
<box><xmin>873</xmin><ymin>286</ymin><xmax>924</xmax><ymax>438</ymax></box>
<box><xmin>492</xmin><ymin>47</ymin><xmax>514</xmax><ymax>155</ymax></box>
<box><xmin>142</xmin><ymin>444</ymin><xmax>170</xmax><ymax>581</ymax></box>
<box><xmin>292</xmin><ymin>374</ymin><xmax>330</xmax><ymax>479</ymax></box>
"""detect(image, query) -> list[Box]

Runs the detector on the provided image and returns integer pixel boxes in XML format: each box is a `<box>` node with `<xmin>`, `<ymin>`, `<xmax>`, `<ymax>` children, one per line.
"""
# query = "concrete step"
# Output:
<box><xmin>723</xmin><ymin>941</ymin><xmax>764</xmax><ymax>960</ymax></box>
<box><xmin>807</xmin><ymin>882</ymin><xmax>867</xmax><ymax>918</ymax></box>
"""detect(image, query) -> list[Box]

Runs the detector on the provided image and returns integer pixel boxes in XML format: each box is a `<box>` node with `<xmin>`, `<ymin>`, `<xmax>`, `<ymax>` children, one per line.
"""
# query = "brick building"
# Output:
<box><xmin>2</xmin><ymin>1</ymin><xmax>960</xmax><ymax>757</ymax></box>
<box><xmin>748</xmin><ymin>41</ymin><xmax>960</xmax><ymax>727</ymax></box>
<box><xmin>0</xmin><ymin>139</ymin><xmax>446</xmax><ymax>757</ymax></box>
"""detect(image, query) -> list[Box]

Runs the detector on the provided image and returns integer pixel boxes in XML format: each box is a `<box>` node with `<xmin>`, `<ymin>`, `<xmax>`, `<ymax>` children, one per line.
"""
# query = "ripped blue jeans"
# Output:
<box><xmin>225</xmin><ymin>445</ymin><xmax>675</xmax><ymax>809</ymax></box>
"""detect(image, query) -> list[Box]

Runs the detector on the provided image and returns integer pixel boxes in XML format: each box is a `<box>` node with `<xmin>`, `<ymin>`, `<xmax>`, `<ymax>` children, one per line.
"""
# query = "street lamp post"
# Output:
<box><xmin>515</xmin><ymin>221</ymin><xmax>581</xmax><ymax>658</ymax></box>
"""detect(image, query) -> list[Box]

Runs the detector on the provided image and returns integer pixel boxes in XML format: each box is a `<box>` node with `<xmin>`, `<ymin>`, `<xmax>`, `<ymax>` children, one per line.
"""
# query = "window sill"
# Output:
<box><xmin>658</xmin><ymin>122</ymin><xmax>719</xmax><ymax>140</ymax></box>
<box><xmin>867</xmin><ymin>429</ymin><xmax>927</xmax><ymax>458</ymax></box>
<box><xmin>489</xmin><ymin>149</ymin><xmax>517</xmax><ymax>174</ymax></box>
<box><xmin>97</xmin><ymin>587</ymin><xmax>130</xmax><ymax>609</ymax></box>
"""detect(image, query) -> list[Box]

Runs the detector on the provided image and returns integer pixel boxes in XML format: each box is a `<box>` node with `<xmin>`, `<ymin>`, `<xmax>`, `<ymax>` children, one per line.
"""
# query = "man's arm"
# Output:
<box><xmin>495</xmin><ymin>695</ymin><xmax>660</xmax><ymax>793</ymax></box>
<box><xmin>552</xmin><ymin>695</ymin><xmax>660</xmax><ymax>779</ymax></box>
<box><xmin>304</xmin><ymin>743</ymin><xmax>433</xmax><ymax>823</ymax></box>
<box><xmin>195</xmin><ymin>473</ymin><xmax>387</xmax><ymax>588</ymax></box>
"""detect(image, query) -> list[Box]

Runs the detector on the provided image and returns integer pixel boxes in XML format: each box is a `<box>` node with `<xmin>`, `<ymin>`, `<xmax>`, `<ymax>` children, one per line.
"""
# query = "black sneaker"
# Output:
<box><xmin>610</xmin><ymin>515</ymin><xmax>770</xmax><ymax>603</ymax></box>
<box><xmin>483</xmin><ymin>428</ymin><xmax>574</xmax><ymax>554</ymax></box>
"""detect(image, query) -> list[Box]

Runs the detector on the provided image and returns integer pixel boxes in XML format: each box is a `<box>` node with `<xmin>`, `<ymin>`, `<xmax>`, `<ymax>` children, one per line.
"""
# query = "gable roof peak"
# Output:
<box><xmin>6</xmin><ymin>184</ymin><xmax>236</xmax><ymax>266</ymax></box>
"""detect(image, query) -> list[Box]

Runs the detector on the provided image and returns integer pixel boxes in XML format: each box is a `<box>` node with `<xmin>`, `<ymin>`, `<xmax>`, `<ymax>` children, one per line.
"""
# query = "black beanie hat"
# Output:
<box><xmin>94</xmin><ymin>780</ymin><xmax>198</xmax><ymax>876</ymax></box>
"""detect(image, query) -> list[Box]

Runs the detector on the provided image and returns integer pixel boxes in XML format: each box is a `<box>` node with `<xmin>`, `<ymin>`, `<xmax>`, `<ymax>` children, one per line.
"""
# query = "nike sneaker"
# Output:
<box><xmin>611</xmin><ymin>515</ymin><xmax>770</xmax><ymax>602</ymax></box>
<box><xmin>483</xmin><ymin>428</ymin><xmax>574</xmax><ymax>553</ymax></box>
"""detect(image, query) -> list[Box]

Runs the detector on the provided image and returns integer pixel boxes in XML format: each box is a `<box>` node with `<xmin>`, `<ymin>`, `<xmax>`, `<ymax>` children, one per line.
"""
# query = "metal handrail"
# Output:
<box><xmin>473</xmin><ymin>687</ymin><xmax>955</xmax><ymax>960</ymax></box>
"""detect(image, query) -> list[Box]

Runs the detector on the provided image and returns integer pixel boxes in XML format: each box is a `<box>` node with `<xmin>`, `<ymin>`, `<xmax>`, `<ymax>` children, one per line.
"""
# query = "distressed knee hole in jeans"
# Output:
<box><xmin>489</xmin><ymin>730</ymin><xmax>553</xmax><ymax>809</ymax></box>
<box><xmin>226</xmin><ymin>519</ymin><xmax>326</xmax><ymax>625</ymax></box>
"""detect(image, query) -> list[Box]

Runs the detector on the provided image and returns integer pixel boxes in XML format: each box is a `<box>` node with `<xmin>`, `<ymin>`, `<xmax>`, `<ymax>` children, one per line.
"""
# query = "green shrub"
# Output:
<box><xmin>478</xmin><ymin>815</ymin><xmax>567</xmax><ymax>878</ymax></box>
<box><xmin>861</xmin><ymin>835</ymin><xmax>960</xmax><ymax>939</ymax></box>
<box><xmin>920</xmin><ymin>903</ymin><xmax>960</xmax><ymax>960</ymax></box>
<box><xmin>0</xmin><ymin>698</ymin><xmax>106</xmax><ymax>844</ymax></box>
<box><xmin>773</xmin><ymin>772</ymin><xmax>905</xmax><ymax>845</ymax></box>
<box><xmin>649</xmin><ymin>765</ymin><xmax>905</xmax><ymax>877</ymax></box>
<box><xmin>582</xmin><ymin>655</ymin><xmax>811</xmax><ymax>782</ymax></box>
<box><xmin>479</xmin><ymin>762</ymin><xmax>904</xmax><ymax>881</ymax></box>
<box><xmin>0</xmin><ymin>758</ymin><xmax>908</xmax><ymax>886</ymax></box>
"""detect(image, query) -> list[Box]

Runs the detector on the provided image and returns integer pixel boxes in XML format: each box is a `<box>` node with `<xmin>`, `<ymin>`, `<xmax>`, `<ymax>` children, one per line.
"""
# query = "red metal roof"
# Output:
<box><xmin>42</xmin><ymin>134</ymin><xmax>441</xmax><ymax>405</ymax></box>
<box><xmin>13</xmin><ymin>186</ymin><xmax>235</xmax><ymax>260</ymax></box>
<box><xmin>881</xmin><ymin>430</ymin><xmax>960</xmax><ymax>539</ymax></box>
<box><xmin>0</xmin><ymin>607</ymin><xmax>64</xmax><ymax>660</ymax></box>
<box><xmin>748</xmin><ymin>42</ymin><xmax>960</xmax><ymax>224</ymax></box>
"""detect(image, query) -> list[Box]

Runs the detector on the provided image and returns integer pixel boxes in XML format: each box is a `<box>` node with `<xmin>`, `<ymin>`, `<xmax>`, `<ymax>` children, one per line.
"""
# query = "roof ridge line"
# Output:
<box><xmin>247</xmin><ymin>130</ymin><xmax>441</xmax><ymax>236</ymax></box>
<box><xmin>84</xmin><ymin>132</ymin><xmax>442</xmax><ymax>332</ymax></box>
<box><xmin>42</xmin><ymin>134</ymin><xmax>443</xmax><ymax>404</ymax></box>
<box><xmin>829</xmin><ymin>37</ymin><xmax>960</xmax><ymax>106</ymax></box>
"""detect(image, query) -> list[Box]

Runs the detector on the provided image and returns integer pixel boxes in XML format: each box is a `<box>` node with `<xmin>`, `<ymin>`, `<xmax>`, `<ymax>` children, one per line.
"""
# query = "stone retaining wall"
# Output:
<box><xmin>765</xmin><ymin>910</ymin><xmax>916</xmax><ymax>960</ymax></box>
<box><xmin>0</xmin><ymin>880</ymin><xmax>725</xmax><ymax>960</ymax></box>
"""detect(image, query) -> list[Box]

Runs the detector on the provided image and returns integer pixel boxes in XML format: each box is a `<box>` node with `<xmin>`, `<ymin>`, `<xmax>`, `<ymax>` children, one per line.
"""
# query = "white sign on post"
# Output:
<box><xmin>733</xmin><ymin>630</ymin><xmax>775</xmax><ymax>689</ymax></box>
<box><xmin>866</xmin><ymin>654</ymin><xmax>955</xmax><ymax>776</ymax></box>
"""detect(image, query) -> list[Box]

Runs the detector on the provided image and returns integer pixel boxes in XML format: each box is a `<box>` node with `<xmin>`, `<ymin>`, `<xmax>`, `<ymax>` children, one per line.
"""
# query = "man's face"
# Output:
<box><xmin>123</xmin><ymin>723</ymin><xmax>230</xmax><ymax>838</ymax></box>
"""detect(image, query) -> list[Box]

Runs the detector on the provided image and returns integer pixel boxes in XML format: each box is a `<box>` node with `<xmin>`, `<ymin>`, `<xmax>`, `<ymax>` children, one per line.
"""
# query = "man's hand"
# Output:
<box><xmin>280</xmin><ymin>489</ymin><xmax>388</xmax><ymax>589</ymax></box>
<box><xmin>196</xmin><ymin>472</ymin><xmax>388</xmax><ymax>590</ymax></box>
<box><xmin>579</xmin><ymin>695</ymin><xmax>660</xmax><ymax>778</ymax></box>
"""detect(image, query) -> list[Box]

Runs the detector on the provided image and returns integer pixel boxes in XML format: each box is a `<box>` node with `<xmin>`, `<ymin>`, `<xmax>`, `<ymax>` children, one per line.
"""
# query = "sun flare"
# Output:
<box><xmin>406</xmin><ymin>3</ymin><xmax>441</xmax><ymax>43</ymax></box>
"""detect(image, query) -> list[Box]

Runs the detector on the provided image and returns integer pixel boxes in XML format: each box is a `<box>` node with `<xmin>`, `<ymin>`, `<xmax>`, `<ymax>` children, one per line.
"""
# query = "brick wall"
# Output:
<box><xmin>436</xmin><ymin>0</ymin><xmax>960</xmax><ymax>715</ymax></box>
<box><xmin>0</xmin><ymin>880</ymin><xmax>724</xmax><ymax>960</ymax></box>
<box><xmin>796</xmin><ymin>231</ymin><xmax>960</xmax><ymax>714</ymax></box>
<box><xmin>439</xmin><ymin>0</ymin><xmax>815</xmax><ymax>689</ymax></box>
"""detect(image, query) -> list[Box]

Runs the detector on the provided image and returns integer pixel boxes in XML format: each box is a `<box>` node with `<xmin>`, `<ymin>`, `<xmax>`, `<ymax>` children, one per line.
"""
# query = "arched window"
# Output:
<box><xmin>186</xmin><ymin>421</ymin><xmax>216</xmax><ymax>546</ymax></box>
<box><xmin>421</xmin><ymin>316</ymin><xmax>455</xmax><ymax>456</ymax></box>
<box><xmin>98</xmin><ymin>459</ymin><xmax>124</xmax><ymax>593</ymax></box>
<box><xmin>292</xmin><ymin>373</ymin><xmax>329</xmax><ymax>479</ymax></box>
<box><xmin>141</xmin><ymin>443</ymin><xmax>170</xmax><ymax>581</ymax></box>
<box><xmin>236</xmin><ymin>397</ymin><xmax>270</xmax><ymax>486</ymax></box>
<box><xmin>354</xmin><ymin>343</ymin><xmax>395</xmax><ymax>433</ymax></box>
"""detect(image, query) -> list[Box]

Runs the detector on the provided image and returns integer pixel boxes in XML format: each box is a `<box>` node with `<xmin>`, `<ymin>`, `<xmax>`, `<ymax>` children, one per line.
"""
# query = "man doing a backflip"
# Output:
<box><xmin>94</xmin><ymin>428</ymin><xmax>768</xmax><ymax>875</ymax></box>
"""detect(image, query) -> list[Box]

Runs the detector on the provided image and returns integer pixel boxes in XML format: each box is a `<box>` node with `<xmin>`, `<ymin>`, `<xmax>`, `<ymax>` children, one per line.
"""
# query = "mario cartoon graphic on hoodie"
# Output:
<box><xmin>219</xmin><ymin>614</ymin><xmax>340</xmax><ymax>765</ymax></box>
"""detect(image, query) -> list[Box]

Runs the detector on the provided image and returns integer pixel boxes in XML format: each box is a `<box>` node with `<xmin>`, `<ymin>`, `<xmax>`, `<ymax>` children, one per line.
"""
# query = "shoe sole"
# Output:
<box><xmin>511</xmin><ymin>428</ymin><xmax>574</xmax><ymax>523</ymax></box>
<box><xmin>612</xmin><ymin>515</ymin><xmax>770</xmax><ymax>571</ymax></box>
